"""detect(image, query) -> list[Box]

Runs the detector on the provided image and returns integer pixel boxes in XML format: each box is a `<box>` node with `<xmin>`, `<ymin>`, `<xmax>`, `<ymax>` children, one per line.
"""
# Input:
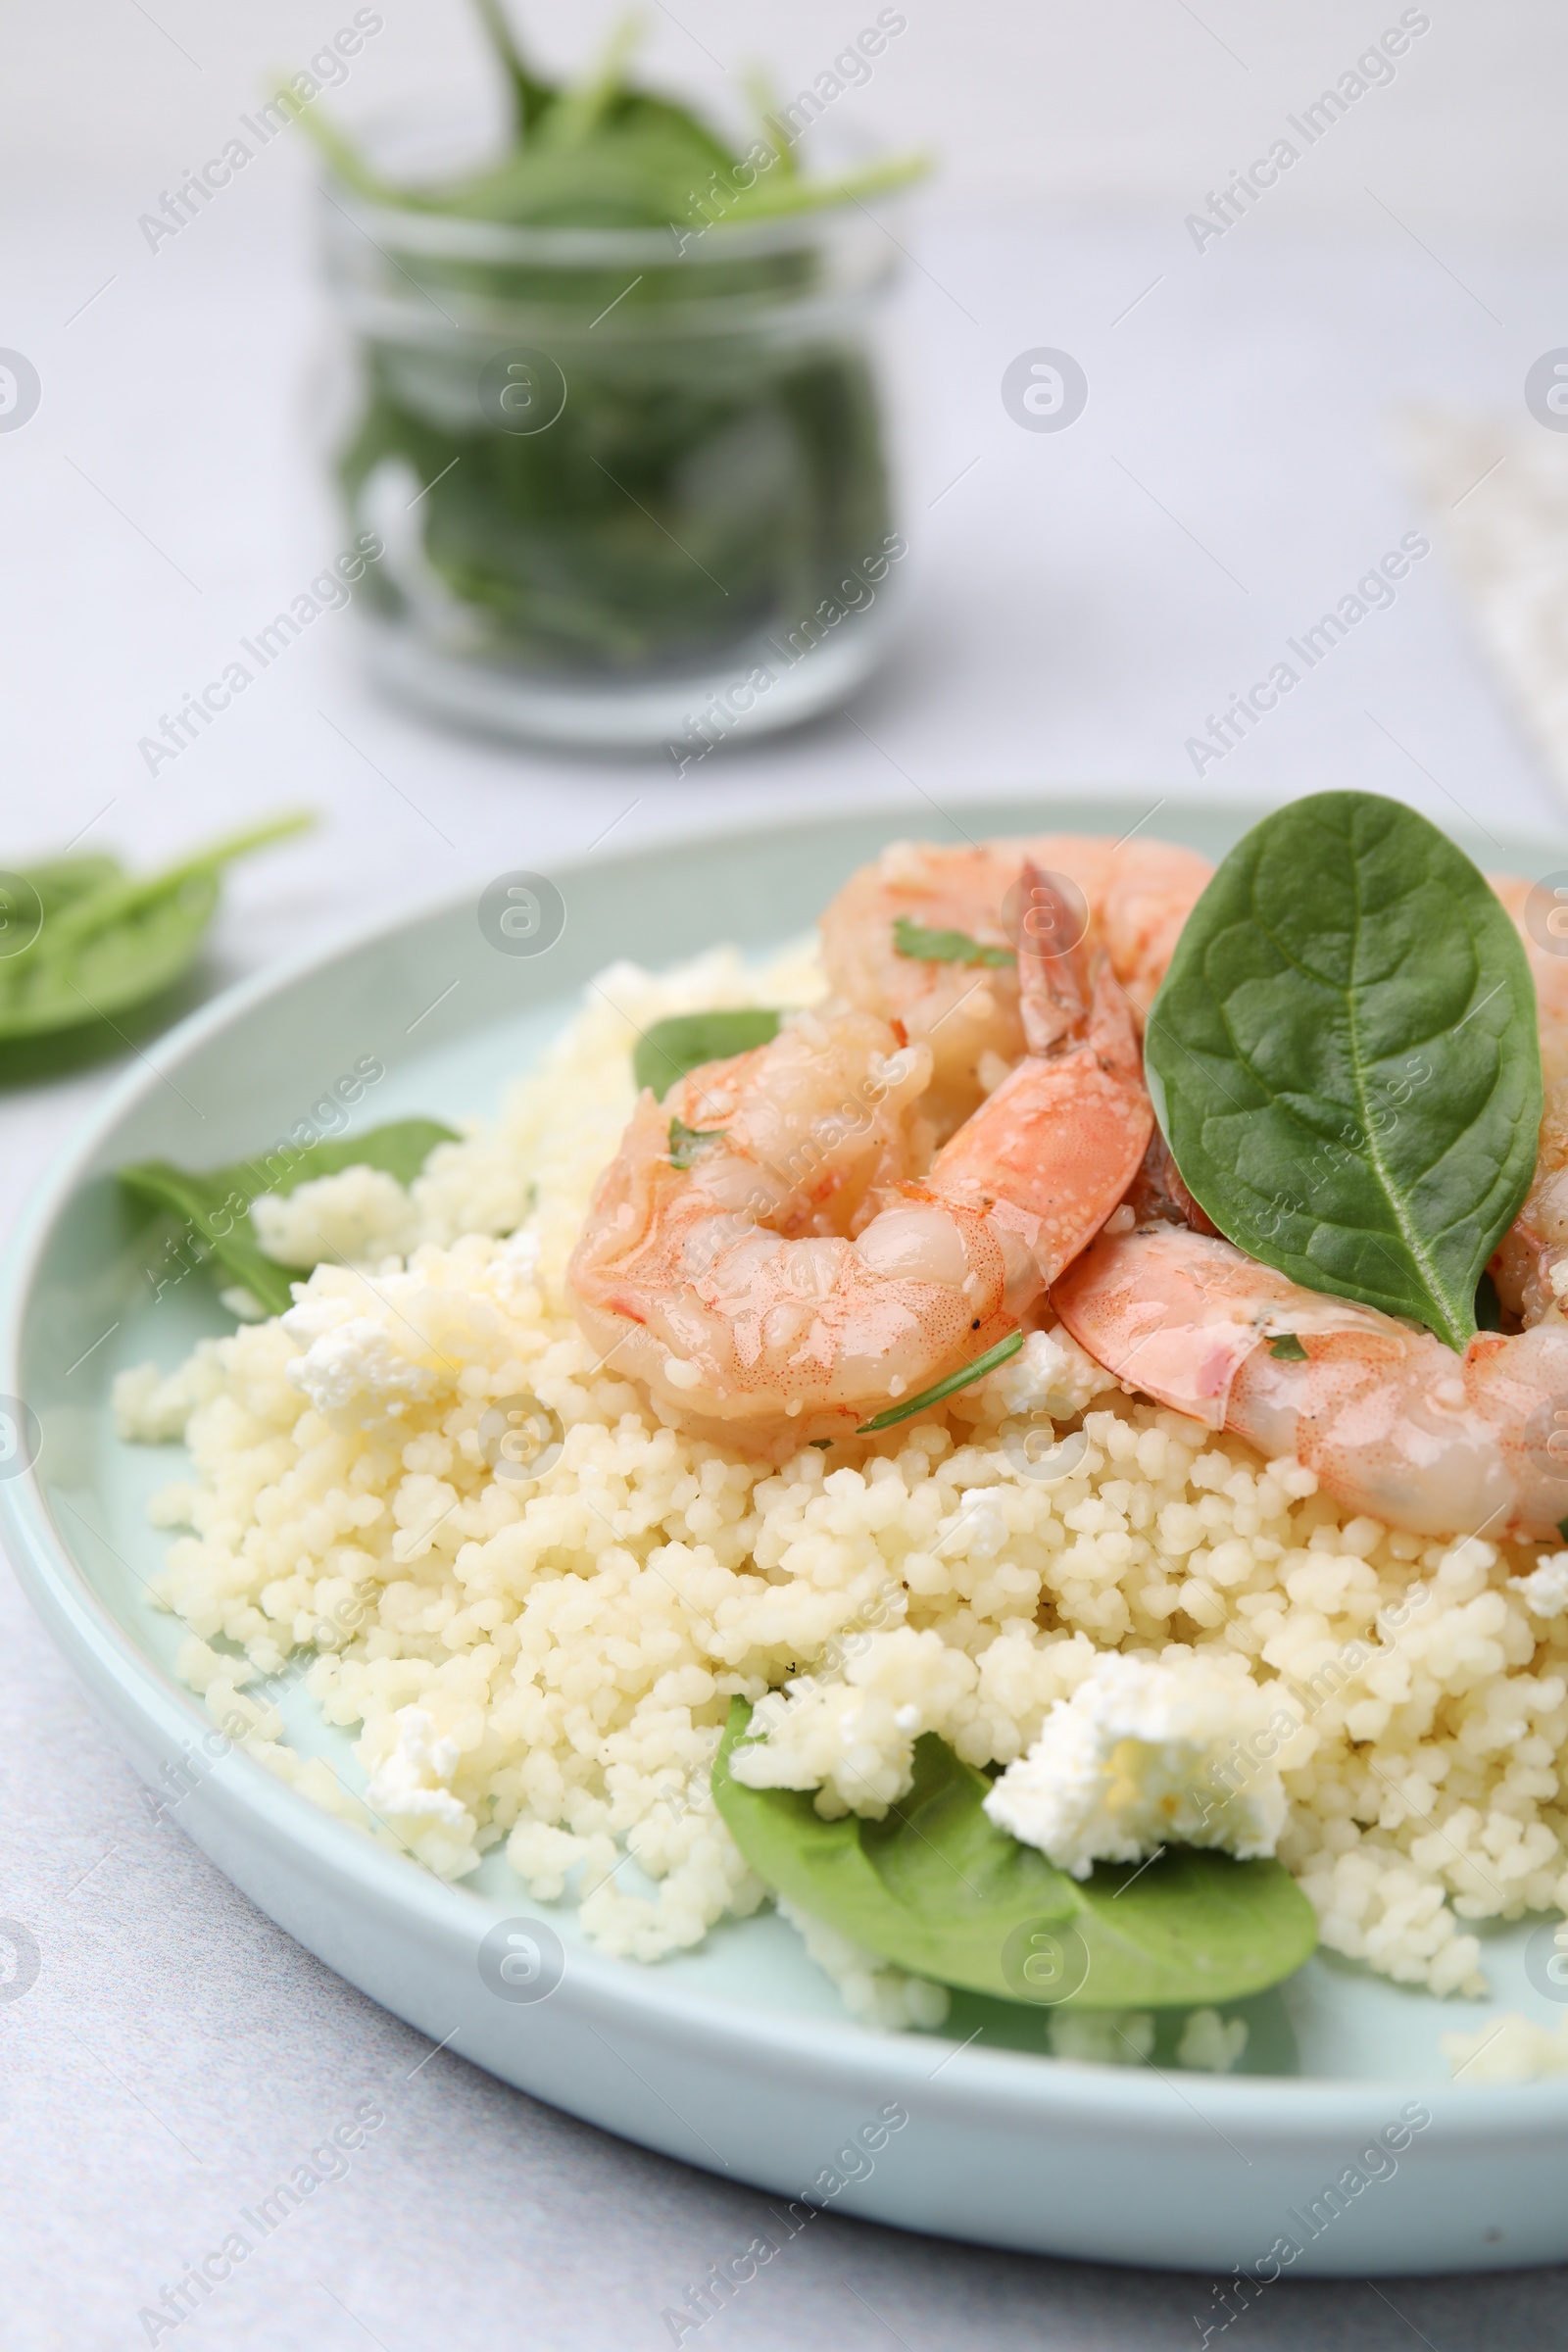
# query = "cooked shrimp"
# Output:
<box><xmin>570</xmin><ymin>873</ymin><xmax>1152</xmax><ymax>1453</ymax></box>
<box><xmin>1121</xmin><ymin>1127</ymin><xmax>1217</xmax><ymax>1237</ymax></box>
<box><xmin>1489</xmin><ymin>1079</ymin><xmax>1568</xmax><ymax>1329</ymax></box>
<box><xmin>1054</xmin><ymin>1223</ymin><xmax>1568</xmax><ymax>1541</ymax></box>
<box><xmin>819</xmin><ymin>834</ymin><xmax>1212</xmax><ymax>1136</ymax></box>
<box><xmin>1490</xmin><ymin>873</ymin><xmax>1568</xmax><ymax>1086</ymax></box>
<box><xmin>1482</xmin><ymin>874</ymin><xmax>1568</xmax><ymax>1327</ymax></box>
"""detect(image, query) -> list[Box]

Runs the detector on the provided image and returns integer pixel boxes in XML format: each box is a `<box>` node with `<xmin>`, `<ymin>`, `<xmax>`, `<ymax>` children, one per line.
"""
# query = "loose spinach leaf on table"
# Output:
<box><xmin>0</xmin><ymin>814</ymin><xmax>312</xmax><ymax>1052</ymax></box>
<box><xmin>121</xmin><ymin>1118</ymin><xmax>459</xmax><ymax>1317</ymax></box>
<box><xmin>0</xmin><ymin>856</ymin><xmax>124</xmax><ymax>971</ymax></box>
<box><xmin>13</xmin><ymin>854</ymin><xmax>125</xmax><ymax>916</ymax></box>
<box><xmin>633</xmin><ymin>1009</ymin><xmax>781</xmax><ymax>1101</ymax></box>
<box><xmin>713</xmin><ymin>1701</ymin><xmax>1316</xmax><ymax>2009</ymax></box>
<box><xmin>1145</xmin><ymin>792</ymin><xmax>1541</xmax><ymax>1350</ymax></box>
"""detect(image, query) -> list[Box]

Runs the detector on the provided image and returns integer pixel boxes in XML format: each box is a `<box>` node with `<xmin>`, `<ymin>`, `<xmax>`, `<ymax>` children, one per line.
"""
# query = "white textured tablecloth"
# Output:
<box><xmin>4</xmin><ymin>183</ymin><xmax>1568</xmax><ymax>2347</ymax></box>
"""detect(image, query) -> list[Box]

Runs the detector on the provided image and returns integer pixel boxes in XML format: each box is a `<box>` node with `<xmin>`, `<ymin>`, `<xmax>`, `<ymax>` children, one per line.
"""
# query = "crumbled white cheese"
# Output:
<box><xmin>983</xmin><ymin>1650</ymin><xmax>1293</xmax><ymax>1877</ymax></box>
<box><xmin>277</xmin><ymin>1292</ymin><xmax>357</xmax><ymax>1345</ymax></box>
<box><xmin>252</xmin><ymin>1164</ymin><xmax>420</xmax><ymax>1269</ymax></box>
<box><xmin>1508</xmin><ymin>1552</ymin><xmax>1568</xmax><ymax>1618</ymax></box>
<box><xmin>949</xmin><ymin>1489</ymin><xmax>1009</xmax><ymax>1560</ymax></box>
<box><xmin>363</xmin><ymin>1705</ymin><xmax>476</xmax><ymax>1869</ymax></box>
<box><xmin>280</xmin><ymin>1278</ymin><xmax>482</xmax><ymax>1426</ymax></box>
<box><xmin>986</xmin><ymin>1324</ymin><xmax>1117</xmax><ymax>1422</ymax></box>
<box><xmin>284</xmin><ymin>1314</ymin><xmax>442</xmax><ymax>1421</ymax></box>
<box><xmin>1442</xmin><ymin>2011</ymin><xmax>1568</xmax><ymax>2083</ymax></box>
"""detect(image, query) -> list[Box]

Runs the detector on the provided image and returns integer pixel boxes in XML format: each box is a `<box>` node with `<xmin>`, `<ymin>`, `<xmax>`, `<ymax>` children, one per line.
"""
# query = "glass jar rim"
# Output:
<box><xmin>320</xmin><ymin>170</ymin><xmax>910</xmax><ymax>270</ymax></box>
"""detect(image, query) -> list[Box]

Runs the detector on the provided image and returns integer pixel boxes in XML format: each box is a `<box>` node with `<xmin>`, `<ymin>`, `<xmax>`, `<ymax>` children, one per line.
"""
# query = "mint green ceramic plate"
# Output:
<box><xmin>4</xmin><ymin>795</ymin><xmax>1568</xmax><ymax>2277</ymax></box>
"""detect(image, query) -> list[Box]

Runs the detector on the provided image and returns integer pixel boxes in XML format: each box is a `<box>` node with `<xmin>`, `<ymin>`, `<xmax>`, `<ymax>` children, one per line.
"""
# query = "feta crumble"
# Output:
<box><xmin>362</xmin><ymin>1704</ymin><xmax>479</xmax><ymax>1876</ymax></box>
<box><xmin>1508</xmin><ymin>1552</ymin><xmax>1568</xmax><ymax>1619</ymax></box>
<box><xmin>983</xmin><ymin>1650</ymin><xmax>1293</xmax><ymax>1877</ymax></box>
<box><xmin>985</xmin><ymin>1324</ymin><xmax>1118</xmax><ymax>1423</ymax></box>
<box><xmin>278</xmin><ymin>1275</ymin><xmax>491</xmax><ymax>1425</ymax></box>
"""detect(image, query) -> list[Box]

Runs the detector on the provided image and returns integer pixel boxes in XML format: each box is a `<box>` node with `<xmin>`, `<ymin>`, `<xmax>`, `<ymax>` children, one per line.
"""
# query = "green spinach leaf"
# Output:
<box><xmin>892</xmin><ymin>914</ymin><xmax>1015</xmax><ymax>968</ymax></box>
<box><xmin>1145</xmin><ymin>792</ymin><xmax>1540</xmax><ymax>1349</ymax></box>
<box><xmin>121</xmin><ymin>1117</ymin><xmax>459</xmax><ymax>1316</ymax></box>
<box><xmin>15</xmin><ymin>854</ymin><xmax>125</xmax><ymax>915</ymax></box>
<box><xmin>471</xmin><ymin>0</ymin><xmax>556</xmax><ymax>132</ymax></box>
<box><xmin>0</xmin><ymin>813</ymin><xmax>311</xmax><ymax>1047</ymax></box>
<box><xmin>294</xmin><ymin>11</ymin><xmax>925</xmax><ymax>231</ymax></box>
<box><xmin>714</xmin><ymin>1703</ymin><xmax>1316</xmax><ymax>2009</ymax></box>
<box><xmin>633</xmin><ymin>1009</ymin><xmax>780</xmax><ymax>1100</ymax></box>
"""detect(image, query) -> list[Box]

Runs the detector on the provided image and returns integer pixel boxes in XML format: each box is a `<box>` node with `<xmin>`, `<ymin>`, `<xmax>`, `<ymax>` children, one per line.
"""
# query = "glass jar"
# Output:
<box><xmin>318</xmin><ymin>160</ymin><xmax>909</xmax><ymax>755</ymax></box>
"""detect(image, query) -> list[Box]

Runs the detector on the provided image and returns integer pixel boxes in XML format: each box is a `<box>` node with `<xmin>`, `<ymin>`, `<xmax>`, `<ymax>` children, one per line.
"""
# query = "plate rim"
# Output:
<box><xmin>5</xmin><ymin>786</ymin><xmax>1568</xmax><ymax>2139</ymax></box>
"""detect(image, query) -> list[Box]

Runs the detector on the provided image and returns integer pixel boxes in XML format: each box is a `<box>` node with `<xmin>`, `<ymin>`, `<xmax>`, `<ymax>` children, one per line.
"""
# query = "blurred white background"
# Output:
<box><xmin>8</xmin><ymin>0</ymin><xmax>1567</xmax><ymax>233</ymax></box>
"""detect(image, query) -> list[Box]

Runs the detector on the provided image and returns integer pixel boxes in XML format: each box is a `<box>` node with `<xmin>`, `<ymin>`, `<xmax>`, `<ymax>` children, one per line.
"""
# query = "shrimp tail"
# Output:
<box><xmin>932</xmin><ymin>869</ymin><xmax>1152</xmax><ymax>1282</ymax></box>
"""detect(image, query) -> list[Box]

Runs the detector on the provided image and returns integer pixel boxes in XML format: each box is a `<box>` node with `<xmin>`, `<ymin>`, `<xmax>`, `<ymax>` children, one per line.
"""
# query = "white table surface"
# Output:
<box><xmin>4</xmin><ymin>178</ymin><xmax>1568</xmax><ymax>2347</ymax></box>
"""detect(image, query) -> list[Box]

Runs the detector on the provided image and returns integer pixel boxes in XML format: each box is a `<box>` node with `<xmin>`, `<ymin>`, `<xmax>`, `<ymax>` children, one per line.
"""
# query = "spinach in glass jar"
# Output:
<box><xmin>300</xmin><ymin>5</ymin><xmax>925</xmax><ymax>737</ymax></box>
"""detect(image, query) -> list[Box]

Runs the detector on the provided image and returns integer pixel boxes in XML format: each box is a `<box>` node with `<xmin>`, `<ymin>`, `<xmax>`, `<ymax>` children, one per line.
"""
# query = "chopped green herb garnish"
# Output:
<box><xmin>668</xmin><ymin>1116</ymin><xmax>725</xmax><ymax>1170</ymax></box>
<box><xmin>1267</xmin><ymin>1332</ymin><xmax>1308</xmax><ymax>1361</ymax></box>
<box><xmin>892</xmin><ymin>915</ymin><xmax>1015</xmax><ymax>969</ymax></box>
<box><xmin>808</xmin><ymin>1438</ymin><xmax>833</xmax><ymax>1449</ymax></box>
<box><xmin>1558</xmin><ymin>1516</ymin><xmax>1568</xmax><ymax>1545</ymax></box>
<box><xmin>858</xmin><ymin>1329</ymin><xmax>1023</xmax><ymax>1434</ymax></box>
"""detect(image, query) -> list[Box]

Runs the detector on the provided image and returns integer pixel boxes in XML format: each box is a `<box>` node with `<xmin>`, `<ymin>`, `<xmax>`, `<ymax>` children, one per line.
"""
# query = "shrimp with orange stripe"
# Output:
<box><xmin>569</xmin><ymin>859</ymin><xmax>1152</xmax><ymax>1452</ymax></box>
